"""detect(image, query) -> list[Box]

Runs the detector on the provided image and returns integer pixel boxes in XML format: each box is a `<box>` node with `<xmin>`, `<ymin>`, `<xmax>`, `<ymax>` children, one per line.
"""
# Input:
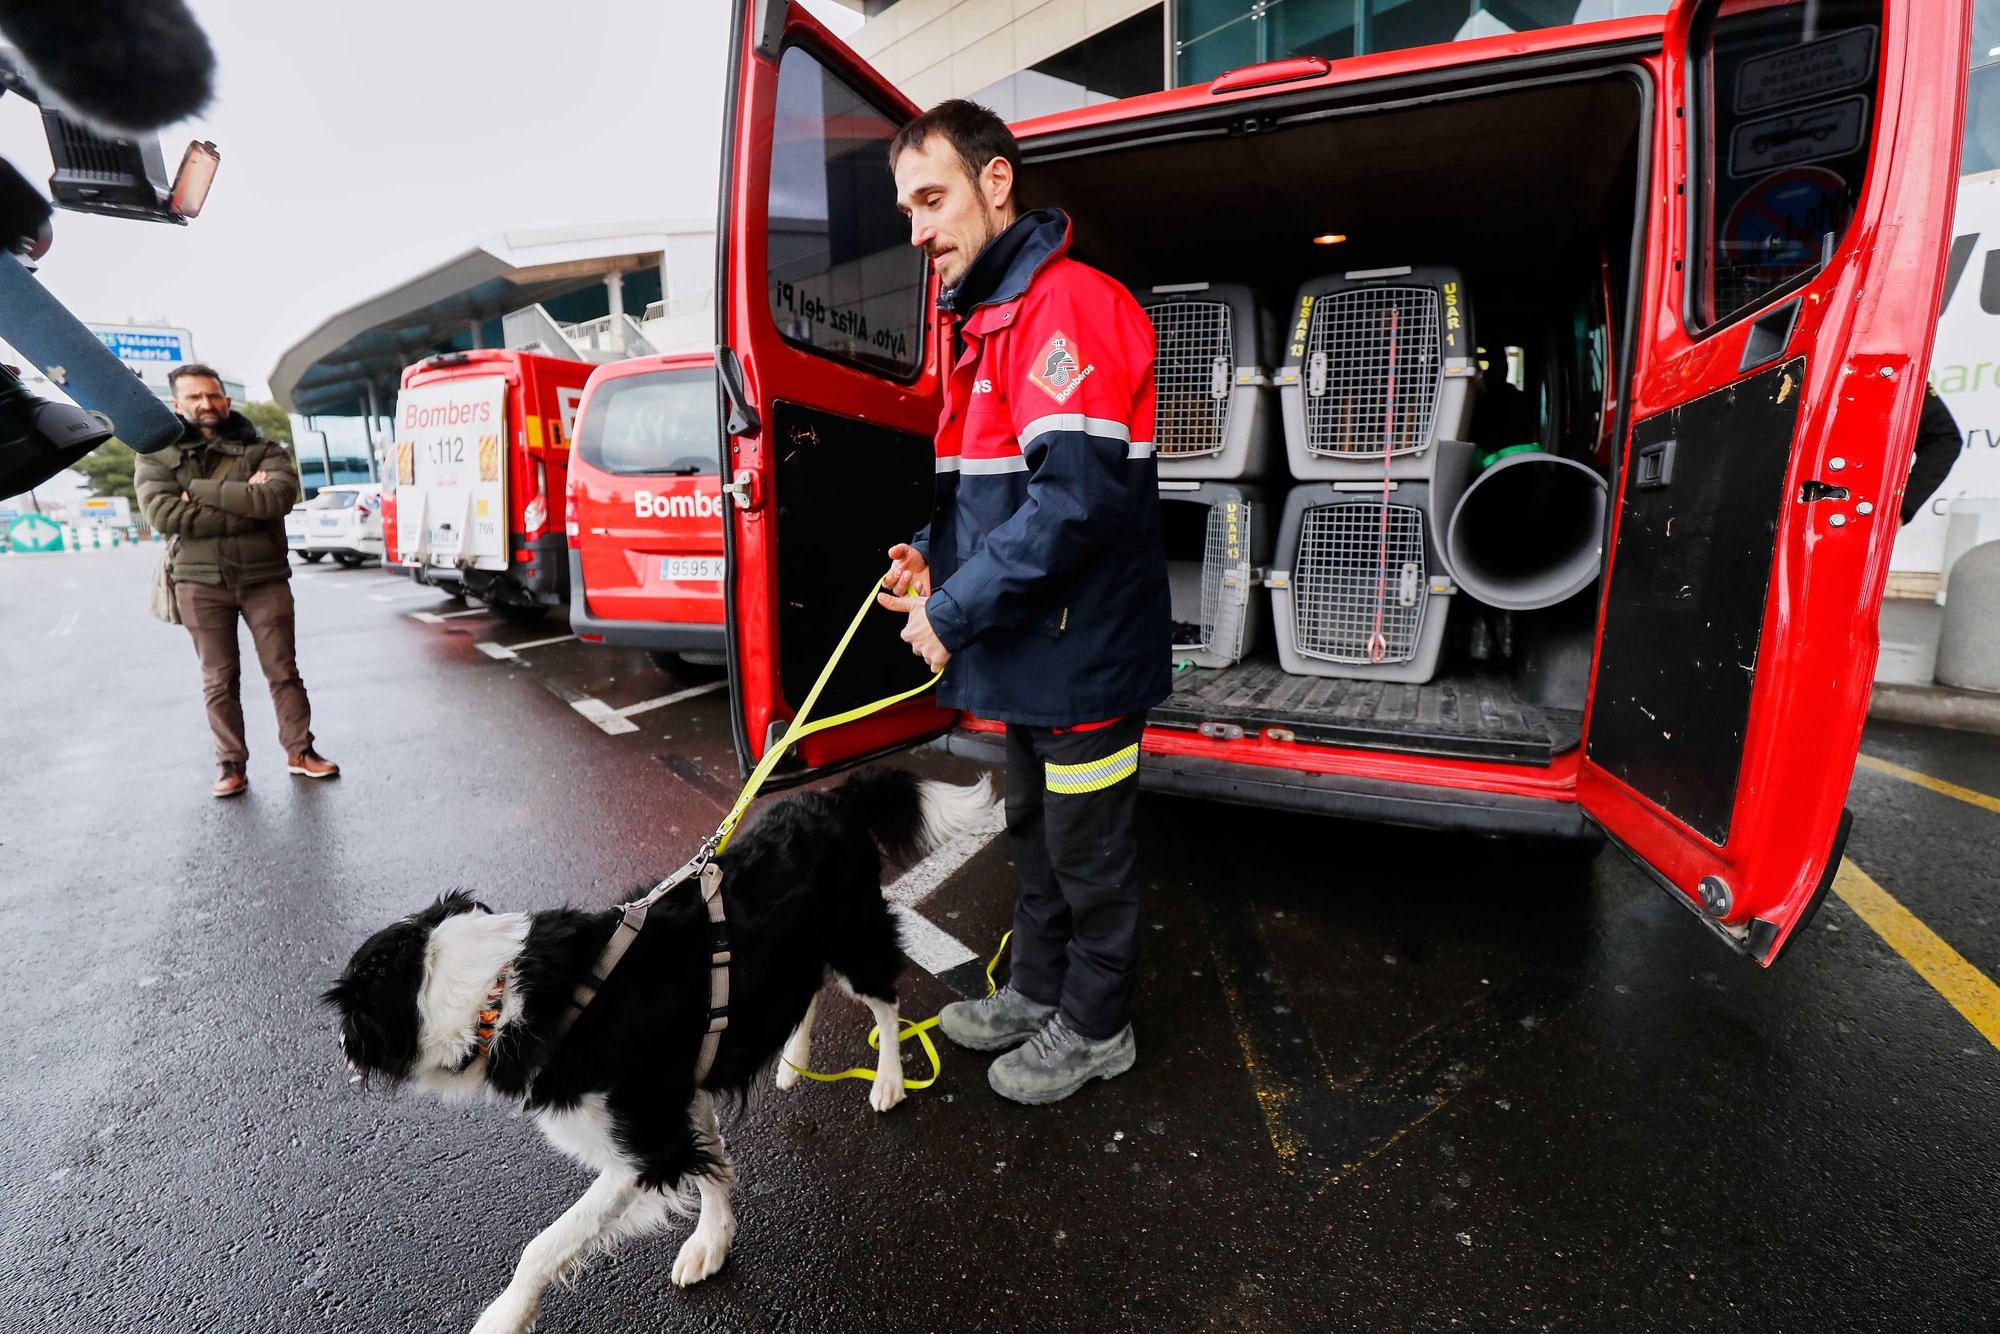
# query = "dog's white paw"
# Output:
<box><xmin>774</xmin><ymin>1060</ymin><xmax>802</xmax><ymax>1091</ymax></box>
<box><xmin>469</xmin><ymin>1291</ymin><xmax>538</xmax><ymax>1334</ymax></box>
<box><xmin>869</xmin><ymin>1071</ymin><xmax>907</xmax><ymax>1113</ymax></box>
<box><xmin>672</xmin><ymin>1227</ymin><xmax>731</xmax><ymax>1287</ymax></box>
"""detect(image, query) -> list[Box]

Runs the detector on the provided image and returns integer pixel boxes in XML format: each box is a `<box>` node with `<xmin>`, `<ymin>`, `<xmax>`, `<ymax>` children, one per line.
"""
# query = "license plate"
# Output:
<box><xmin>317</xmin><ymin>517</ymin><xmax>343</xmax><ymax>531</ymax></box>
<box><xmin>662</xmin><ymin>557</ymin><xmax>724</xmax><ymax>582</ymax></box>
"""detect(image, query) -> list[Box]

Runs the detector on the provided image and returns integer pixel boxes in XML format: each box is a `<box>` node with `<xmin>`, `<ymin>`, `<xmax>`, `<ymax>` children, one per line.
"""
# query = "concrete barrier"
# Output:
<box><xmin>1935</xmin><ymin>539</ymin><xmax>2000</xmax><ymax>694</ymax></box>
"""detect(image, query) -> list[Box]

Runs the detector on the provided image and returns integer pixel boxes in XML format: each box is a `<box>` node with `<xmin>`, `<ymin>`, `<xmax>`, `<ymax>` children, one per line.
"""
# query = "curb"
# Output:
<box><xmin>1869</xmin><ymin>682</ymin><xmax>2000</xmax><ymax>739</ymax></box>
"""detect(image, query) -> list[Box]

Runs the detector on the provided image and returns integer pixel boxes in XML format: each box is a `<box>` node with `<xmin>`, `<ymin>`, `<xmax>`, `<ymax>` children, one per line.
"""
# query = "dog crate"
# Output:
<box><xmin>1267</xmin><ymin>483</ymin><xmax>1457</xmax><ymax>684</ymax></box>
<box><xmin>1140</xmin><ymin>283</ymin><xmax>1277</xmax><ymax>481</ymax></box>
<box><xmin>1275</xmin><ymin>265</ymin><xmax>1478</xmax><ymax>481</ymax></box>
<box><xmin>1161</xmin><ymin>481</ymin><xmax>1272</xmax><ymax>669</ymax></box>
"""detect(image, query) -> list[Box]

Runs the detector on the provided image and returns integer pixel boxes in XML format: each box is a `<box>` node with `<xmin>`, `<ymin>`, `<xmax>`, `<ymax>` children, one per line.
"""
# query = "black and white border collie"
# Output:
<box><xmin>322</xmin><ymin>768</ymin><xmax>995</xmax><ymax>1334</ymax></box>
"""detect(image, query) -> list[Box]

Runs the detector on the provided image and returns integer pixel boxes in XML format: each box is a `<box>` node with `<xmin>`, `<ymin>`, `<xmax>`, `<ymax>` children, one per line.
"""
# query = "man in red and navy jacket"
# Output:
<box><xmin>879</xmin><ymin>101</ymin><xmax>1170</xmax><ymax>1105</ymax></box>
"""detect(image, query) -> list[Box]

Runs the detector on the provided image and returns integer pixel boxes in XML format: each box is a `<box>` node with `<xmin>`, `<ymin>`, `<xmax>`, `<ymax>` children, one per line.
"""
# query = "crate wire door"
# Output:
<box><xmin>1151</xmin><ymin>299</ymin><xmax>1233</xmax><ymax>458</ymax></box>
<box><xmin>1199</xmin><ymin>495</ymin><xmax>1254</xmax><ymax>660</ymax></box>
<box><xmin>1292</xmin><ymin>500</ymin><xmax>1428</xmax><ymax>663</ymax></box>
<box><xmin>1304</xmin><ymin>287</ymin><xmax>1442</xmax><ymax>458</ymax></box>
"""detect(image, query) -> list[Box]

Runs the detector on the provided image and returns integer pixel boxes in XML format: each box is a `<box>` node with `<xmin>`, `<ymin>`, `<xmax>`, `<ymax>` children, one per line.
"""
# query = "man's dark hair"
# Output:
<box><xmin>167</xmin><ymin>362</ymin><xmax>226</xmax><ymax>392</ymax></box>
<box><xmin>889</xmin><ymin>99</ymin><xmax>1020</xmax><ymax>187</ymax></box>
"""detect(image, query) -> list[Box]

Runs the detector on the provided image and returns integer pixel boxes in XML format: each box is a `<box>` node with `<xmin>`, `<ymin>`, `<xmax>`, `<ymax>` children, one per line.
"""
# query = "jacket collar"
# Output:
<box><xmin>940</xmin><ymin>208</ymin><xmax>1072</xmax><ymax>333</ymax></box>
<box><xmin>179</xmin><ymin>410</ymin><xmax>262</xmax><ymax>452</ymax></box>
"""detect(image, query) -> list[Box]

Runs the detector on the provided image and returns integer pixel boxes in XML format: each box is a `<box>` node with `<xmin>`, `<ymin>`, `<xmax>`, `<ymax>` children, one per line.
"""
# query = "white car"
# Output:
<box><xmin>286</xmin><ymin>483</ymin><xmax>384</xmax><ymax>566</ymax></box>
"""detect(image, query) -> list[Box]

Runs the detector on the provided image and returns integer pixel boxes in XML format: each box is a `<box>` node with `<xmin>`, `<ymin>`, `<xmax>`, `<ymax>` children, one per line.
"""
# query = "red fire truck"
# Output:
<box><xmin>565</xmin><ymin>353</ymin><xmax>728</xmax><ymax>667</ymax></box>
<box><xmin>711</xmin><ymin>0</ymin><xmax>1969</xmax><ymax>965</ymax></box>
<box><xmin>384</xmin><ymin>349</ymin><xmax>592</xmax><ymax>621</ymax></box>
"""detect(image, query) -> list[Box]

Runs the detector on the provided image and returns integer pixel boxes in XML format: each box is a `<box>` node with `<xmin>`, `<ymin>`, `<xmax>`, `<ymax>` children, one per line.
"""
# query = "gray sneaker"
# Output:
<box><xmin>937</xmin><ymin>985</ymin><xmax>1056</xmax><ymax>1052</ymax></box>
<box><xmin>987</xmin><ymin>1014</ymin><xmax>1136</xmax><ymax>1105</ymax></box>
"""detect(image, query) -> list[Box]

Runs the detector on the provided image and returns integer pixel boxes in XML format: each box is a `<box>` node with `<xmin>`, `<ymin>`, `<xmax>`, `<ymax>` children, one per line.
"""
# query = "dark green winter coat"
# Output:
<box><xmin>134</xmin><ymin>412</ymin><xmax>300</xmax><ymax>588</ymax></box>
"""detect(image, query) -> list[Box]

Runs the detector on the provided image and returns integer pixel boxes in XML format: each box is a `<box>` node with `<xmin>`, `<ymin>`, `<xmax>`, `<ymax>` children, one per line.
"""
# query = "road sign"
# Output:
<box><xmin>89</xmin><ymin>325</ymin><xmax>193</xmax><ymax>366</ymax></box>
<box><xmin>74</xmin><ymin>496</ymin><xmax>132</xmax><ymax>527</ymax></box>
<box><xmin>7</xmin><ymin>512</ymin><xmax>63</xmax><ymax>552</ymax></box>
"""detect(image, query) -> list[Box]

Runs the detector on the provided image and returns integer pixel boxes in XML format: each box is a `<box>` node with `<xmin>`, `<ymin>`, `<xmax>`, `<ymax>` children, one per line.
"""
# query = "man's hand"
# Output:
<box><xmin>878</xmin><ymin>591</ymin><xmax>950</xmax><ymax>672</ymax></box>
<box><xmin>248</xmin><ymin>470</ymin><xmax>269</xmax><ymax>484</ymax></box>
<box><xmin>878</xmin><ymin>542</ymin><xmax>930</xmax><ymax>604</ymax></box>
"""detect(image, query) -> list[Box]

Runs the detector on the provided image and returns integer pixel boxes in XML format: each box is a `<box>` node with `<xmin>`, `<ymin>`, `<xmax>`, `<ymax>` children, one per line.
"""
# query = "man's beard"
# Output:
<box><xmin>942</xmin><ymin>201</ymin><xmax>1004</xmax><ymax>283</ymax></box>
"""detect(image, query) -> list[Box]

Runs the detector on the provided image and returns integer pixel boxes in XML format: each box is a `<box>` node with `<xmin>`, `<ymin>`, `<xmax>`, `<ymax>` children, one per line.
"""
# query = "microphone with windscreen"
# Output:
<box><xmin>0</xmin><ymin>0</ymin><xmax>214</xmax><ymax>133</ymax></box>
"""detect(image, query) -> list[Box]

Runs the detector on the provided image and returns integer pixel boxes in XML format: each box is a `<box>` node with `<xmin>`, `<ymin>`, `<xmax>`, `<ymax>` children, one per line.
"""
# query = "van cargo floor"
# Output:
<box><xmin>1152</xmin><ymin>660</ymin><xmax>1582</xmax><ymax>766</ymax></box>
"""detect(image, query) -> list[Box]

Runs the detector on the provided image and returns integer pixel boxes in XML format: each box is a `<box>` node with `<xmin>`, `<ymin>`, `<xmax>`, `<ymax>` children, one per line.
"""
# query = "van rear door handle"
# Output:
<box><xmin>723</xmin><ymin>469</ymin><xmax>760</xmax><ymax>511</ymax></box>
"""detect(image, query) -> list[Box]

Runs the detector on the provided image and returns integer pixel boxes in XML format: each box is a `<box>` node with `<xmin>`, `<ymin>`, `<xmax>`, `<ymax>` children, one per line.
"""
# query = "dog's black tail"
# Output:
<box><xmin>836</xmin><ymin>768</ymin><xmax>996</xmax><ymax>865</ymax></box>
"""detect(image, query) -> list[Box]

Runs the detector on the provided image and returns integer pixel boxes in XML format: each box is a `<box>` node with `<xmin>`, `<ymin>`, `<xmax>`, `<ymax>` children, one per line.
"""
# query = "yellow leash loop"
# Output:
<box><xmin>783</xmin><ymin>931</ymin><xmax>1015</xmax><ymax>1089</ymax></box>
<box><xmin>713</xmin><ymin>578</ymin><xmax>941</xmax><ymax>855</ymax></box>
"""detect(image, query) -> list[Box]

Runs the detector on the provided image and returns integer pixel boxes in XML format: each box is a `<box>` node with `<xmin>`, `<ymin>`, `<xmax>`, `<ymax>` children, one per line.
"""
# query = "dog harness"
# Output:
<box><xmin>546</xmin><ymin>846</ymin><xmax>732</xmax><ymax>1083</ymax></box>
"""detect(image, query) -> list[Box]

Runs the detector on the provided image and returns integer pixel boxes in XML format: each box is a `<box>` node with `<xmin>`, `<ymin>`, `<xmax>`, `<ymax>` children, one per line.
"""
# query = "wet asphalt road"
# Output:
<box><xmin>3</xmin><ymin>544</ymin><xmax>1997</xmax><ymax>1334</ymax></box>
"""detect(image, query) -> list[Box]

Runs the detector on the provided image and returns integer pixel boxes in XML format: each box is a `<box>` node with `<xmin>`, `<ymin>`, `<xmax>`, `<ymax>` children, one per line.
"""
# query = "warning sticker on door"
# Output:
<box><xmin>1729</xmin><ymin>95</ymin><xmax>1868</xmax><ymax>178</ymax></box>
<box><xmin>1734</xmin><ymin>25</ymin><xmax>1876</xmax><ymax>114</ymax></box>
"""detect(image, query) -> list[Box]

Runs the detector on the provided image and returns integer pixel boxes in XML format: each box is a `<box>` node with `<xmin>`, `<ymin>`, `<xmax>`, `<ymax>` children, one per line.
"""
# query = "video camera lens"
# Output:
<box><xmin>0</xmin><ymin>363</ymin><xmax>116</xmax><ymax>497</ymax></box>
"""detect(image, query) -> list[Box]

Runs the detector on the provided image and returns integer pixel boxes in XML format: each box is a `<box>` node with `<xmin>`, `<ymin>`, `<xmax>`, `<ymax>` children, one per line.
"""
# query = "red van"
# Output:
<box><xmin>566</xmin><ymin>353</ymin><xmax>728</xmax><ymax>666</ymax></box>
<box><xmin>386</xmin><ymin>349</ymin><xmax>593</xmax><ymax>620</ymax></box>
<box><xmin>712</xmin><ymin>1</ymin><xmax>1969</xmax><ymax>965</ymax></box>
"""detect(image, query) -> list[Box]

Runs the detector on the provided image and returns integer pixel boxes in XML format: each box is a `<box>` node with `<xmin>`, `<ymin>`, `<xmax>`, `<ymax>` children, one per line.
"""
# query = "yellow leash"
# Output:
<box><xmin>711</xmin><ymin>579</ymin><xmax>942</xmax><ymax>857</ymax></box>
<box><xmin>783</xmin><ymin>930</ymin><xmax>1013</xmax><ymax>1089</ymax></box>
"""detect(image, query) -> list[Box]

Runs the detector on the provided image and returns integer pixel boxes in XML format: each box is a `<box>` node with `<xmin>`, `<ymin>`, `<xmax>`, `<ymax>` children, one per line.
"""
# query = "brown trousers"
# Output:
<box><xmin>176</xmin><ymin>577</ymin><xmax>314</xmax><ymax>764</ymax></box>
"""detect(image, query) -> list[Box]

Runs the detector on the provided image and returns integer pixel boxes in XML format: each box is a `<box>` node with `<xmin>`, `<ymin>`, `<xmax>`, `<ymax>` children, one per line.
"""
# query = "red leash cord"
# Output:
<box><xmin>1367</xmin><ymin>305</ymin><xmax>1400</xmax><ymax>664</ymax></box>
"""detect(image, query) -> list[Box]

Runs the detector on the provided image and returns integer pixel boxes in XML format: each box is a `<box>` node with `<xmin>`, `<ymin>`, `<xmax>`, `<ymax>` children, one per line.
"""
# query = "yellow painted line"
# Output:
<box><xmin>1855</xmin><ymin>752</ymin><xmax>2000</xmax><ymax>817</ymax></box>
<box><xmin>1208</xmin><ymin>948</ymin><xmax>1304</xmax><ymax>1164</ymax></box>
<box><xmin>1832</xmin><ymin>858</ymin><xmax>2000</xmax><ymax>1052</ymax></box>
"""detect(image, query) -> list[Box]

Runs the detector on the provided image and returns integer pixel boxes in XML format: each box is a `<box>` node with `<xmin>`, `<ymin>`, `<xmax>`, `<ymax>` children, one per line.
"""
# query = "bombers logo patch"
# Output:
<box><xmin>1025</xmin><ymin>330</ymin><xmax>1093</xmax><ymax>405</ymax></box>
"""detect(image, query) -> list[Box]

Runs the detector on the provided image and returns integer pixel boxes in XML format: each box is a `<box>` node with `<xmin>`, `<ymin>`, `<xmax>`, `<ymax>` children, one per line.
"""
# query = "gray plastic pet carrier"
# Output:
<box><xmin>1266</xmin><ymin>481</ymin><xmax>1459</xmax><ymax>684</ymax></box>
<box><xmin>1275</xmin><ymin>265</ymin><xmax>1478</xmax><ymax>481</ymax></box>
<box><xmin>1160</xmin><ymin>481</ymin><xmax>1272</xmax><ymax>669</ymax></box>
<box><xmin>1140</xmin><ymin>283</ymin><xmax>1277</xmax><ymax>481</ymax></box>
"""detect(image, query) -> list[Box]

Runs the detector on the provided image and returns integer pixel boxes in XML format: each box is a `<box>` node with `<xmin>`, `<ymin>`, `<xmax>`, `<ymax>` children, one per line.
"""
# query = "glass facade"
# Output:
<box><xmin>1173</xmin><ymin>0</ymin><xmax>1671</xmax><ymax>86</ymax></box>
<box><xmin>973</xmin><ymin>7</ymin><xmax>1166</xmax><ymax>121</ymax></box>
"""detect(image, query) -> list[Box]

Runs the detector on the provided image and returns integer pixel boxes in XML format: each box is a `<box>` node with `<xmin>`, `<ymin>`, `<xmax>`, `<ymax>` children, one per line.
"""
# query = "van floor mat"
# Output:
<box><xmin>1152</xmin><ymin>661</ymin><xmax>1582</xmax><ymax>766</ymax></box>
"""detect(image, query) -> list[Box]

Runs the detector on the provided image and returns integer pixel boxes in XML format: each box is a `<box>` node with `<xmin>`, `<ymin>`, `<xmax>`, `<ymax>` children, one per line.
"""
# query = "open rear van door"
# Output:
<box><xmin>716</xmin><ymin>0</ymin><xmax>951</xmax><ymax>781</ymax></box>
<box><xmin>1580</xmin><ymin>0</ymin><xmax>1971</xmax><ymax>963</ymax></box>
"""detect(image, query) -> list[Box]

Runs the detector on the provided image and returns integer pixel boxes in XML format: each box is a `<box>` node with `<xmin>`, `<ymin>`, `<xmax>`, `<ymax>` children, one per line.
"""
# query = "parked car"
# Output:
<box><xmin>386</xmin><ymin>349</ymin><xmax>592</xmax><ymax>621</ymax></box>
<box><xmin>709</xmin><ymin>0</ymin><xmax>1969</xmax><ymax>966</ymax></box>
<box><xmin>566</xmin><ymin>353</ymin><xmax>727</xmax><ymax>669</ymax></box>
<box><xmin>286</xmin><ymin>483</ymin><xmax>383</xmax><ymax>566</ymax></box>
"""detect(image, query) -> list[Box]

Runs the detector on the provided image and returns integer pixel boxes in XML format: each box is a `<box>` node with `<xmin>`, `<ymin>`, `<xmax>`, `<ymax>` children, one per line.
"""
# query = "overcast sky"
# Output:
<box><xmin>0</xmin><ymin>0</ymin><xmax>861</xmax><ymax>402</ymax></box>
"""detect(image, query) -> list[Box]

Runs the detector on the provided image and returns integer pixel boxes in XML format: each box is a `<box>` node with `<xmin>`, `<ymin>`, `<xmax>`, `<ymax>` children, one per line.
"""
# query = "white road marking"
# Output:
<box><xmin>48</xmin><ymin>611</ymin><xmax>79</xmax><ymax>638</ymax></box>
<box><xmin>477</xmin><ymin>633</ymin><xmax>576</xmax><ymax>660</ymax></box>
<box><xmin>535</xmin><ymin>678</ymin><xmax>638</xmax><ymax>734</ymax></box>
<box><xmin>410</xmin><ymin>607</ymin><xmax>492</xmax><ymax>624</ymax></box>
<box><xmin>886</xmin><ymin>802</ymin><xmax>1008</xmax><ymax>908</ymax></box>
<box><xmin>615</xmin><ymin>680</ymin><xmax>727</xmax><ymax>718</ymax></box>
<box><xmin>890</xmin><ymin>904</ymin><xmax>977</xmax><ymax>973</ymax></box>
<box><xmin>532</xmin><ymin>677</ymin><xmax>724</xmax><ymax>735</ymax></box>
<box><xmin>369</xmin><ymin>587</ymin><xmax>441</xmax><ymax>603</ymax></box>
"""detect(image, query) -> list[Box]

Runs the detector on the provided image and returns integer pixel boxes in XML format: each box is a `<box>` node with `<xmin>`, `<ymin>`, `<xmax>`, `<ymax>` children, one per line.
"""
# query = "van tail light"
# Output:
<box><xmin>564</xmin><ymin>474</ymin><xmax>580</xmax><ymax>544</ymax></box>
<box><xmin>523</xmin><ymin>458</ymin><xmax>549</xmax><ymax>538</ymax></box>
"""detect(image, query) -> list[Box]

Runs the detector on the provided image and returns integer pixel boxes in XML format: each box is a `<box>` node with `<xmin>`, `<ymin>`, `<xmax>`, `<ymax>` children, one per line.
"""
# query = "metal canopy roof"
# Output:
<box><xmin>269</xmin><ymin>220</ymin><xmax>707</xmax><ymax>416</ymax></box>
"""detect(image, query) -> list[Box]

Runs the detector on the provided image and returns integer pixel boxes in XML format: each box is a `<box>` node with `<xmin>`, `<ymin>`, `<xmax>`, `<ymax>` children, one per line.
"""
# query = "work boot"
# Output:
<box><xmin>287</xmin><ymin>747</ymin><xmax>340</xmax><ymax>780</ymax></box>
<box><xmin>212</xmin><ymin>762</ymin><xmax>248</xmax><ymax>799</ymax></box>
<box><xmin>987</xmin><ymin>1013</ymin><xmax>1136</xmax><ymax>1106</ymax></box>
<box><xmin>936</xmin><ymin>985</ymin><xmax>1056</xmax><ymax>1052</ymax></box>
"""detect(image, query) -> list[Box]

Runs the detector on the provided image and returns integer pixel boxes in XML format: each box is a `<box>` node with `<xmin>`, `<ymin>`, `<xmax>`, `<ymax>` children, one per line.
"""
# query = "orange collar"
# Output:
<box><xmin>458</xmin><ymin>965</ymin><xmax>509</xmax><ymax>1070</ymax></box>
